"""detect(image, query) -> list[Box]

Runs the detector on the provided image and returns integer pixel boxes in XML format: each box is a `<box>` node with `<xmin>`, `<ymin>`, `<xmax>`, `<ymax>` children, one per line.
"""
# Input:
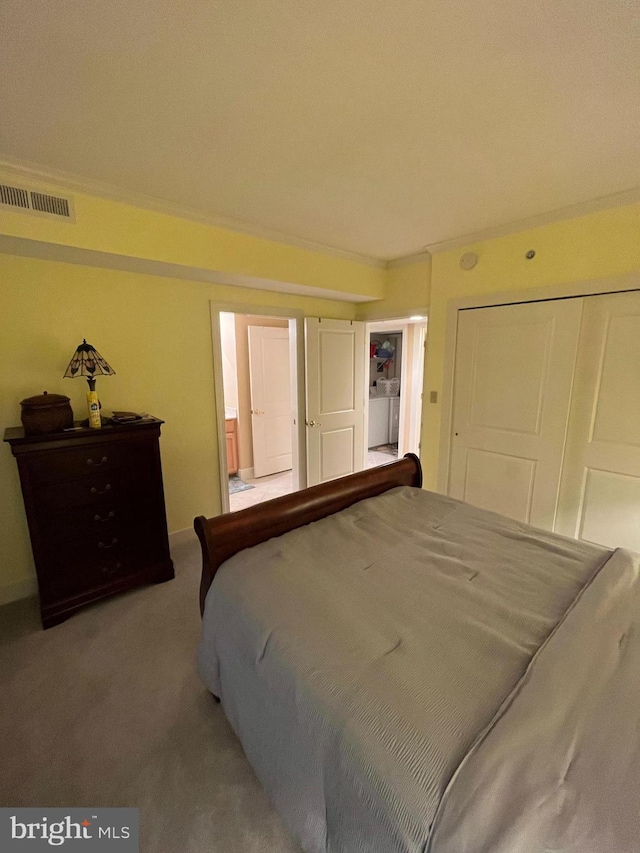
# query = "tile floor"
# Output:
<box><xmin>229</xmin><ymin>446</ymin><xmax>398</xmax><ymax>513</ymax></box>
<box><xmin>229</xmin><ymin>468</ymin><xmax>295</xmax><ymax>512</ymax></box>
<box><xmin>367</xmin><ymin>443</ymin><xmax>398</xmax><ymax>468</ymax></box>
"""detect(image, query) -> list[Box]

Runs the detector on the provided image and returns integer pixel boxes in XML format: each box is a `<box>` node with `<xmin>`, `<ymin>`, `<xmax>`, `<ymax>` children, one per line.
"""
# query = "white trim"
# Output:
<box><xmin>0</xmin><ymin>157</ymin><xmax>385</xmax><ymax>269</ymax></box>
<box><xmin>0</xmin><ymin>235</ymin><xmax>374</xmax><ymax>303</ymax></box>
<box><xmin>237</xmin><ymin>466</ymin><xmax>254</xmax><ymax>481</ymax></box>
<box><xmin>0</xmin><ymin>576</ymin><xmax>38</xmax><ymax>606</ymax></box>
<box><xmin>424</xmin><ymin>187</ymin><xmax>640</xmax><ymax>255</ymax></box>
<box><xmin>211</xmin><ymin>305</ymin><xmax>231</xmax><ymax>514</ymax></box>
<box><xmin>210</xmin><ymin>301</ymin><xmax>308</xmax><ymax>515</ymax></box>
<box><xmin>436</xmin><ymin>271</ymin><xmax>640</xmax><ymax>493</ymax></box>
<box><xmin>2</xmin><ymin>159</ymin><xmax>638</xmax><ymax>268</ymax></box>
<box><xmin>395</xmin><ymin>326</ymin><xmax>408</xmax><ymax>457</ymax></box>
<box><xmin>408</xmin><ymin>322</ymin><xmax>427</xmax><ymax>457</ymax></box>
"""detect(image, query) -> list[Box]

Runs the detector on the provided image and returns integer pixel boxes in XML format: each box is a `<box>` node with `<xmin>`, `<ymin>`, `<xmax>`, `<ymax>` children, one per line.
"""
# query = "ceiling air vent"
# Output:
<box><xmin>0</xmin><ymin>183</ymin><xmax>30</xmax><ymax>209</ymax></box>
<box><xmin>30</xmin><ymin>191</ymin><xmax>70</xmax><ymax>218</ymax></box>
<box><xmin>0</xmin><ymin>182</ymin><xmax>75</xmax><ymax>221</ymax></box>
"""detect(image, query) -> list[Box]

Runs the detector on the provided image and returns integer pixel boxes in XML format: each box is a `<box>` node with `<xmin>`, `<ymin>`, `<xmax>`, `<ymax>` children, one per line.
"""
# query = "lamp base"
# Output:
<box><xmin>86</xmin><ymin>388</ymin><xmax>102</xmax><ymax>428</ymax></box>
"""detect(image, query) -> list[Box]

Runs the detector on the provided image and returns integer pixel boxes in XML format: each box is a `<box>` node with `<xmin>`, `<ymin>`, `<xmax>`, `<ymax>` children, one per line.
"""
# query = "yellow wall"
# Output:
<box><xmin>4</xmin><ymin>171</ymin><xmax>639</xmax><ymax>602</ymax></box>
<box><xmin>357</xmin><ymin>255</ymin><xmax>431</xmax><ymax>321</ymax></box>
<box><xmin>0</xmin><ymin>172</ymin><xmax>385</xmax><ymax>300</ymax></box>
<box><xmin>0</xmin><ymin>253</ymin><xmax>356</xmax><ymax>600</ymax></box>
<box><xmin>421</xmin><ymin>202</ymin><xmax>640</xmax><ymax>489</ymax></box>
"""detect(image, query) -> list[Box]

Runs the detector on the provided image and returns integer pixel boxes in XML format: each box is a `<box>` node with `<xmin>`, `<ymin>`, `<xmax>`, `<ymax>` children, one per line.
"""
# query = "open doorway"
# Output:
<box><xmin>365</xmin><ymin>317</ymin><xmax>427</xmax><ymax>469</ymax></box>
<box><xmin>217</xmin><ymin>310</ymin><xmax>301</xmax><ymax>512</ymax></box>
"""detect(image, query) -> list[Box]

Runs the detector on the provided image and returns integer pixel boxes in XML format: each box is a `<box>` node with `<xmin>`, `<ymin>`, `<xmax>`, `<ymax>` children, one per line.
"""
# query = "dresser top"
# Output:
<box><xmin>3</xmin><ymin>416</ymin><xmax>164</xmax><ymax>450</ymax></box>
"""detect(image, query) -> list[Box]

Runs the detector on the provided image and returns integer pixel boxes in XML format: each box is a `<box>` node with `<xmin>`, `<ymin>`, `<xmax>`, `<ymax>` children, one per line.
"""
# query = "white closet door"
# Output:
<box><xmin>449</xmin><ymin>299</ymin><xmax>583</xmax><ymax>529</ymax></box>
<box><xmin>555</xmin><ymin>290</ymin><xmax>640</xmax><ymax>550</ymax></box>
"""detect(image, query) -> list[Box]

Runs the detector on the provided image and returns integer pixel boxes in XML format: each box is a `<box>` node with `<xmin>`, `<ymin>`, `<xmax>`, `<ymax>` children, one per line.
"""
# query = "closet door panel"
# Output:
<box><xmin>462</xmin><ymin>448</ymin><xmax>536</xmax><ymax>521</ymax></box>
<box><xmin>556</xmin><ymin>291</ymin><xmax>640</xmax><ymax>550</ymax></box>
<box><xmin>591</xmin><ymin>312</ymin><xmax>640</xmax><ymax>446</ymax></box>
<box><xmin>449</xmin><ymin>299</ymin><xmax>583</xmax><ymax>530</ymax></box>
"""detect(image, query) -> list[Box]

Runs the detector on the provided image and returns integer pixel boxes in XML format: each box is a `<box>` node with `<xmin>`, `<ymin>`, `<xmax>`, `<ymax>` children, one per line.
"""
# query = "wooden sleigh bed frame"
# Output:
<box><xmin>193</xmin><ymin>452</ymin><xmax>639</xmax><ymax>851</ymax></box>
<box><xmin>194</xmin><ymin>453</ymin><xmax>422</xmax><ymax>615</ymax></box>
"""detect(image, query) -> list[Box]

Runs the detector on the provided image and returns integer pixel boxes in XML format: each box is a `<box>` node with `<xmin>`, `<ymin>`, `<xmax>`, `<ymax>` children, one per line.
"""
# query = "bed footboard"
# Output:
<box><xmin>194</xmin><ymin>453</ymin><xmax>422</xmax><ymax>614</ymax></box>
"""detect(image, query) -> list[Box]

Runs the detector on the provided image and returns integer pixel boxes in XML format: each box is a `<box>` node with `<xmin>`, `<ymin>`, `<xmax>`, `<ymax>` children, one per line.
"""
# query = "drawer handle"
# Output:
<box><xmin>87</xmin><ymin>456</ymin><xmax>108</xmax><ymax>467</ymax></box>
<box><xmin>94</xmin><ymin>511</ymin><xmax>115</xmax><ymax>522</ymax></box>
<box><xmin>90</xmin><ymin>484</ymin><xmax>112</xmax><ymax>495</ymax></box>
<box><xmin>98</xmin><ymin>538</ymin><xmax>119</xmax><ymax>549</ymax></box>
<box><xmin>101</xmin><ymin>561</ymin><xmax>122</xmax><ymax>575</ymax></box>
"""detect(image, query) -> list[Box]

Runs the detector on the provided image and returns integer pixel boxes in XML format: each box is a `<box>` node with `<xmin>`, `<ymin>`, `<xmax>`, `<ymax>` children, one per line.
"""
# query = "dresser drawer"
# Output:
<box><xmin>28</xmin><ymin>439</ymin><xmax>155</xmax><ymax>484</ymax></box>
<box><xmin>37</xmin><ymin>465</ymin><xmax>155</xmax><ymax>512</ymax></box>
<box><xmin>37</xmin><ymin>495</ymin><xmax>159</xmax><ymax>543</ymax></box>
<box><xmin>39</xmin><ymin>523</ymin><xmax>167</xmax><ymax>599</ymax></box>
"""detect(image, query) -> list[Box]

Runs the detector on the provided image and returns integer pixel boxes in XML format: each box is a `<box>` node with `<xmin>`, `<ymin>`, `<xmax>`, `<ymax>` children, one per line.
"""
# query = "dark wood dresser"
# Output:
<box><xmin>4</xmin><ymin>417</ymin><xmax>174</xmax><ymax>628</ymax></box>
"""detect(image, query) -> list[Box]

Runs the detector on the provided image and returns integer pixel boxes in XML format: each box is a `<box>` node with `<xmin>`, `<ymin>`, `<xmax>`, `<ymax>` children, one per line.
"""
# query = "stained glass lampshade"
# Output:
<box><xmin>63</xmin><ymin>339</ymin><xmax>115</xmax><ymax>389</ymax></box>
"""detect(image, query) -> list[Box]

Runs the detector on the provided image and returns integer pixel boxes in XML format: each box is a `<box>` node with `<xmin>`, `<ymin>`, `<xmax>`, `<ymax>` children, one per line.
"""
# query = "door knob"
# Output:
<box><xmin>306</xmin><ymin>420</ymin><xmax>322</xmax><ymax>427</ymax></box>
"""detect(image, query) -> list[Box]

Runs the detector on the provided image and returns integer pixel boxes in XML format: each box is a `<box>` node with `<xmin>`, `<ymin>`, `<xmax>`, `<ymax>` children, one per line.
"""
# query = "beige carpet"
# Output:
<box><xmin>0</xmin><ymin>537</ymin><xmax>302</xmax><ymax>853</ymax></box>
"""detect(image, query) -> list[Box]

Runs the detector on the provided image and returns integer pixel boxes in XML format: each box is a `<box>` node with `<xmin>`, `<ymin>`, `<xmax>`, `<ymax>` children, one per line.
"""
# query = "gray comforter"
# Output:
<box><xmin>198</xmin><ymin>487</ymin><xmax>640</xmax><ymax>852</ymax></box>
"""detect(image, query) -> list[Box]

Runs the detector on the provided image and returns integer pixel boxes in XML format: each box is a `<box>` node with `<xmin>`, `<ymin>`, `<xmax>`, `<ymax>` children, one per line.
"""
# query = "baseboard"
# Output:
<box><xmin>238</xmin><ymin>466</ymin><xmax>254</xmax><ymax>481</ymax></box>
<box><xmin>0</xmin><ymin>577</ymin><xmax>38</xmax><ymax>606</ymax></box>
<box><xmin>0</xmin><ymin>532</ymin><xmax>196</xmax><ymax>606</ymax></box>
<box><xmin>168</xmin><ymin>527</ymin><xmax>198</xmax><ymax>549</ymax></box>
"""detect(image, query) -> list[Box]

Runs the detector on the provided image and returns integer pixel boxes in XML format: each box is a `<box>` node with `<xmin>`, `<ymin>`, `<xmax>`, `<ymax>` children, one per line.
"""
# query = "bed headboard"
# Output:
<box><xmin>194</xmin><ymin>452</ymin><xmax>423</xmax><ymax>615</ymax></box>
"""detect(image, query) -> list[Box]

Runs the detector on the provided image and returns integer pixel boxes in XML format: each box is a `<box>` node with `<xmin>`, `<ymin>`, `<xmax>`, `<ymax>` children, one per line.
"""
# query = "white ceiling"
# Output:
<box><xmin>1</xmin><ymin>0</ymin><xmax>638</xmax><ymax>261</ymax></box>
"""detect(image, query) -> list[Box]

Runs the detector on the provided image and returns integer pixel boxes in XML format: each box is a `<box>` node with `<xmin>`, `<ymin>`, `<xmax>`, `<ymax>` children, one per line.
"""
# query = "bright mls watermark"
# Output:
<box><xmin>1</xmin><ymin>809</ymin><xmax>139</xmax><ymax>850</ymax></box>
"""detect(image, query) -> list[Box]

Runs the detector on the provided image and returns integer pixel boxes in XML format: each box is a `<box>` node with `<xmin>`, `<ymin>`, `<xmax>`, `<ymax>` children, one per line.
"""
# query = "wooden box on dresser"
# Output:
<box><xmin>4</xmin><ymin>417</ymin><xmax>174</xmax><ymax>629</ymax></box>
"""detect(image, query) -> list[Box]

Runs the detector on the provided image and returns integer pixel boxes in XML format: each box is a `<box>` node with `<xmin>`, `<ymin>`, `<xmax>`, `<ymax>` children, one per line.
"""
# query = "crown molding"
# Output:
<box><xmin>0</xmin><ymin>156</ymin><xmax>385</xmax><ymax>269</ymax></box>
<box><xmin>4</xmin><ymin>157</ymin><xmax>636</xmax><ymax>270</ymax></box>
<box><xmin>423</xmin><ymin>186</ymin><xmax>640</xmax><ymax>255</ymax></box>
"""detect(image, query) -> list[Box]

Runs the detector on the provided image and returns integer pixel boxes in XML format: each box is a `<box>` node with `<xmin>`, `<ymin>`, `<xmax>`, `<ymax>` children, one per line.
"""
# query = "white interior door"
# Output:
<box><xmin>305</xmin><ymin>317</ymin><xmax>365</xmax><ymax>486</ymax></box>
<box><xmin>248</xmin><ymin>325</ymin><xmax>293</xmax><ymax>478</ymax></box>
<box><xmin>449</xmin><ymin>299</ymin><xmax>583</xmax><ymax>530</ymax></box>
<box><xmin>402</xmin><ymin>322</ymin><xmax>426</xmax><ymax>457</ymax></box>
<box><xmin>556</xmin><ymin>290</ymin><xmax>640</xmax><ymax>550</ymax></box>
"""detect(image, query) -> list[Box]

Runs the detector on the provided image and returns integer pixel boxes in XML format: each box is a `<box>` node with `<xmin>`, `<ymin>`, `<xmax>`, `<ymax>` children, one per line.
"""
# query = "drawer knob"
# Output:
<box><xmin>87</xmin><ymin>456</ymin><xmax>108</xmax><ymax>467</ymax></box>
<box><xmin>94</xmin><ymin>511</ymin><xmax>115</xmax><ymax>522</ymax></box>
<box><xmin>98</xmin><ymin>538</ymin><xmax>119</xmax><ymax>549</ymax></box>
<box><xmin>90</xmin><ymin>484</ymin><xmax>112</xmax><ymax>495</ymax></box>
<box><xmin>101</xmin><ymin>561</ymin><xmax>122</xmax><ymax>575</ymax></box>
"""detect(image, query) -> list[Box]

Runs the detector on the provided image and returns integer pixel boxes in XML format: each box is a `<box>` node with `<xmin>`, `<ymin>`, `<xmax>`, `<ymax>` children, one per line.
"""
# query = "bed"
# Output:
<box><xmin>195</xmin><ymin>454</ymin><xmax>640</xmax><ymax>853</ymax></box>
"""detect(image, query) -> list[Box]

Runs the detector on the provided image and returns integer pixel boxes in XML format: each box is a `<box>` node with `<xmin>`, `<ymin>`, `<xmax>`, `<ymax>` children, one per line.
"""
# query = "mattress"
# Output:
<box><xmin>198</xmin><ymin>486</ymin><xmax>639</xmax><ymax>852</ymax></box>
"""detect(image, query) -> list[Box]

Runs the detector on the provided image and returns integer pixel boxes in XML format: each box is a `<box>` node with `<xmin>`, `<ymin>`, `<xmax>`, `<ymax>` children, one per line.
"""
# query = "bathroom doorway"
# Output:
<box><xmin>214</xmin><ymin>307</ymin><xmax>303</xmax><ymax>513</ymax></box>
